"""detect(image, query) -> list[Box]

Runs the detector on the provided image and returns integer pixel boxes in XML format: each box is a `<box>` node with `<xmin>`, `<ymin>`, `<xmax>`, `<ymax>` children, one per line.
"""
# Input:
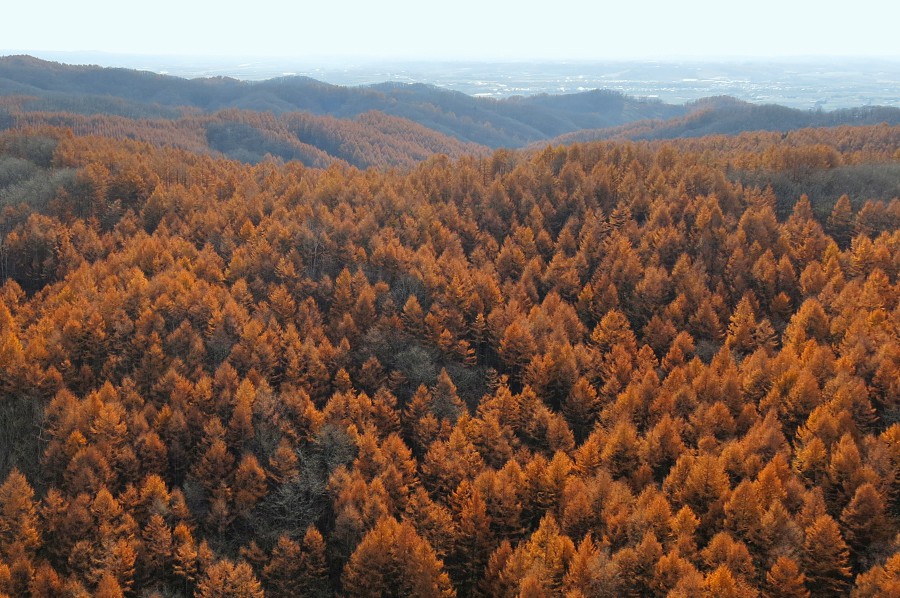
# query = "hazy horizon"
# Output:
<box><xmin>4</xmin><ymin>51</ymin><xmax>898</xmax><ymax>110</ymax></box>
<box><xmin>6</xmin><ymin>51</ymin><xmax>900</xmax><ymax>67</ymax></box>
<box><xmin>4</xmin><ymin>0</ymin><xmax>899</xmax><ymax>113</ymax></box>
<box><xmin>4</xmin><ymin>1</ymin><xmax>900</xmax><ymax>61</ymax></box>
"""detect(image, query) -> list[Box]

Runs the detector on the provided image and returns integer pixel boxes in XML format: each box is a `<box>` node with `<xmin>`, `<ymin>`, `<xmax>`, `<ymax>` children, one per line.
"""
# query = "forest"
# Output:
<box><xmin>0</xmin><ymin>118</ymin><xmax>898</xmax><ymax>597</ymax></box>
<box><xmin>3</xmin><ymin>55</ymin><xmax>900</xmax><ymax>165</ymax></box>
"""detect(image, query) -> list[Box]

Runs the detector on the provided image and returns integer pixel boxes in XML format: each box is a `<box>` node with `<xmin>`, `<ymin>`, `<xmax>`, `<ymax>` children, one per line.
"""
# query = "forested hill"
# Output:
<box><xmin>549</xmin><ymin>96</ymin><xmax>900</xmax><ymax>144</ymax></box>
<box><xmin>0</xmin><ymin>121</ymin><xmax>898</xmax><ymax>597</ymax></box>
<box><xmin>2</xmin><ymin>55</ymin><xmax>900</xmax><ymax>169</ymax></box>
<box><xmin>0</xmin><ymin>55</ymin><xmax>685</xmax><ymax>147</ymax></box>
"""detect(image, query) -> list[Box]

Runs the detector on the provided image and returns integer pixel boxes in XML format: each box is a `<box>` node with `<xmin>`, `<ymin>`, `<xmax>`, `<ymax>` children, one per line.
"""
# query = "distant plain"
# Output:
<box><xmin>25</xmin><ymin>53</ymin><xmax>900</xmax><ymax>109</ymax></box>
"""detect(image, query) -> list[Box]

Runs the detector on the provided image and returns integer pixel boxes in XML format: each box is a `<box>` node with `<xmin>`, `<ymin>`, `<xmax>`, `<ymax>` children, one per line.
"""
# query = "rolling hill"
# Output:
<box><xmin>0</xmin><ymin>55</ymin><xmax>688</xmax><ymax>148</ymax></box>
<box><xmin>2</xmin><ymin>55</ymin><xmax>899</xmax><ymax>168</ymax></box>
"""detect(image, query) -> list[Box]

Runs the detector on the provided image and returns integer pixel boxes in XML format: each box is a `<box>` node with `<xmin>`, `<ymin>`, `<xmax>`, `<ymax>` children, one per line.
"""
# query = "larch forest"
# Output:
<box><xmin>0</xmin><ymin>60</ymin><xmax>899</xmax><ymax>598</ymax></box>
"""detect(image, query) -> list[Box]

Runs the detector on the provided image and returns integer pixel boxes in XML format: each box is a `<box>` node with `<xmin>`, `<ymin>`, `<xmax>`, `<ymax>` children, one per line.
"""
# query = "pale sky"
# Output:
<box><xmin>4</xmin><ymin>0</ymin><xmax>899</xmax><ymax>61</ymax></box>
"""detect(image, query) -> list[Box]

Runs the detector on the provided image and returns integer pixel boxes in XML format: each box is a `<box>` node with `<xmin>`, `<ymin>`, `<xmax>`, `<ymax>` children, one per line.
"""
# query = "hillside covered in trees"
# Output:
<box><xmin>2</xmin><ymin>55</ymin><xmax>900</xmax><ymax>170</ymax></box>
<box><xmin>549</xmin><ymin>97</ymin><xmax>900</xmax><ymax>144</ymax></box>
<box><xmin>0</xmin><ymin>55</ymin><xmax>688</xmax><ymax>148</ymax></box>
<box><xmin>0</xmin><ymin>121</ymin><xmax>898</xmax><ymax>597</ymax></box>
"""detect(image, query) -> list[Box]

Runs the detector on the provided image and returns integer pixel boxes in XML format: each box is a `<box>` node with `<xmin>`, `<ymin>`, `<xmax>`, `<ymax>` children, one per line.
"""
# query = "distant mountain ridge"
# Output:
<box><xmin>547</xmin><ymin>96</ymin><xmax>900</xmax><ymax>144</ymax></box>
<box><xmin>2</xmin><ymin>55</ymin><xmax>899</xmax><ymax>168</ymax></box>
<box><xmin>0</xmin><ymin>55</ymin><xmax>687</xmax><ymax>147</ymax></box>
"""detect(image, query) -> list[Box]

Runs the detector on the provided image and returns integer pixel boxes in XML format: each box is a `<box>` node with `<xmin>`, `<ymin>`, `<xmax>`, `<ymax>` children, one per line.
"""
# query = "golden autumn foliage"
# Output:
<box><xmin>0</xmin><ymin>122</ymin><xmax>897</xmax><ymax>596</ymax></box>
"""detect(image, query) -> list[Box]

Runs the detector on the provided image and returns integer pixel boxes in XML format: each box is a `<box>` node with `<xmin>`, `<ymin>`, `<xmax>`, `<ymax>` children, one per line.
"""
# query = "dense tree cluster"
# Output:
<box><xmin>0</xmin><ymin>123</ymin><xmax>898</xmax><ymax>596</ymax></box>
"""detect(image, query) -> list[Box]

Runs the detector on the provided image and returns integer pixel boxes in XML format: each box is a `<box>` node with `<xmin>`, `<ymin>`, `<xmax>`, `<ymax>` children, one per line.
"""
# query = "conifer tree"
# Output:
<box><xmin>764</xmin><ymin>556</ymin><xmax>809</xmax><ymax>598</ymax></box>
<box><xmin>801</xmin><ymin>514</ymin><xmax>852</xmax><ymax>597</ymax></box>
<box><xmin>342</xmin><ymin>517</ymin><xmax>455</xmax><ymax>598</ymax></box>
